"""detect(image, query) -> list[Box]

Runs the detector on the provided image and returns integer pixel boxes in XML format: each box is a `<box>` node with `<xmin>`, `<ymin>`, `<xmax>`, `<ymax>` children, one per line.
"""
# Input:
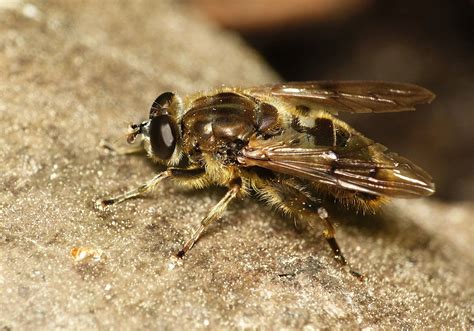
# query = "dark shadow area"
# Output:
<box><xmin>242</xmin><ymin>0</ymin><xmax>474</xmax><ymax>202</ymax></box>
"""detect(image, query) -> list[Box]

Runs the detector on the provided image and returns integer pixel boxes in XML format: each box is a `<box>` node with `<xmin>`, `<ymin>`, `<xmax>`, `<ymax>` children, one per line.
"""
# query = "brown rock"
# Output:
<box><xmin>1</xmin><ymin>1</ymin><xmax>472</xmax><ymax>329</ymax></box>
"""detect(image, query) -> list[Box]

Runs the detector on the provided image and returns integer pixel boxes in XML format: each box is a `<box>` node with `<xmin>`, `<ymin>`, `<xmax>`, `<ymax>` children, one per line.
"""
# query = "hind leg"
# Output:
<box><xmin>316</xmin><ymin>206</ymin><xmax>347</xmax><ymax>266</ymax></box>
<box><xmin>258</xmin><ymin>180</ymin><xmax>362</xmax><ymax>278</ymax></box>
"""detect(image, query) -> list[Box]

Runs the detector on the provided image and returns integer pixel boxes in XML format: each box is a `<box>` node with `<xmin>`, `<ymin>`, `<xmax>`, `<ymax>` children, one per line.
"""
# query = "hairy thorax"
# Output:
<box><xmin>180</xmin><ymin>90</ymin><xmax>281</xmax><ymax>166</ymax></box>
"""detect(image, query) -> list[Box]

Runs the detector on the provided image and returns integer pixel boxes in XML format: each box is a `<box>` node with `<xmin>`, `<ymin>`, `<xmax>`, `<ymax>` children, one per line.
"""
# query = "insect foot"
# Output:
<box><xmin>94</xmin><ymin>198</ymin><xmax>114</xmax><ymax>211</ymax></box>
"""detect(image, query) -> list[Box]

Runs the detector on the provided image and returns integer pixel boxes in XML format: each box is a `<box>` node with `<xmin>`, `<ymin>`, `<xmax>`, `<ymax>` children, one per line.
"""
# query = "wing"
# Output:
<box><xmin>243</xmin><ymin>81</ymin><xmax>435</xmax><ymax>115</ymax></box>
<box><xmin>238</xmin><ymin>133</ymin><xmax>435</xmax><ymax>198</ymax></box>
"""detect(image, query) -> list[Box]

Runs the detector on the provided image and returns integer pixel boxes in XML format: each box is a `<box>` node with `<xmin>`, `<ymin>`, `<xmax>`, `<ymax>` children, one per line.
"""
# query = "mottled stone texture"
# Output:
<box><xmin>0</xmin><ymin>1</ymin><xmax>472</xmax><ymax>329</ymax></box>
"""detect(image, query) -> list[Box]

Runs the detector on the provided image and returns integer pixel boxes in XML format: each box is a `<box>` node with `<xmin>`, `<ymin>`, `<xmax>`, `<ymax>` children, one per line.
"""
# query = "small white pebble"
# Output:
<box><xmin>168</xmin><ymin>256</ymin><xmax>183</xmax><ymax>270</ymax></box>
<box><xmin>22</xmin><ymin>3</ymin><xmax>41</xmax><ymax>20</ymax></box>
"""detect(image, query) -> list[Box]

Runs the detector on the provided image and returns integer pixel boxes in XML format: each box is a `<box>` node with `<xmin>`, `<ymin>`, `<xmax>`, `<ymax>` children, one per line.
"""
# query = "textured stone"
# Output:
<box><xmin>0</xmin><ymin>1</ymin><xmax>472</xmax><ymax>329</ymax></box>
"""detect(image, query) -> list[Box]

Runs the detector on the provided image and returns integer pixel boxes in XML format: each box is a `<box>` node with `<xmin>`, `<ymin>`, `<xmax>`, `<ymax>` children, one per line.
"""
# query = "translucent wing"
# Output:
<box><xmin>244</xmin><ymin>81</ymin><xmax>435</xmax><ymax>115</ymax></box>
<box><xmin>238</xmin><ymin>133</ymin><xmax>435</xmax><ymax>198</ymax></box>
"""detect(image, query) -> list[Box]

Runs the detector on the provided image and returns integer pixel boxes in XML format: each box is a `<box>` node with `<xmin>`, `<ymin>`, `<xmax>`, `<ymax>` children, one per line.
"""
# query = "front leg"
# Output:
<box><xmin>99</xmin><ymin>139</ymin><xmax>146</xmax><ymax>155</ymax></box>
<box><xmin>95</xmin><ymin>167</ymin><xmax>205</xmax><ymax>210</ymax></box>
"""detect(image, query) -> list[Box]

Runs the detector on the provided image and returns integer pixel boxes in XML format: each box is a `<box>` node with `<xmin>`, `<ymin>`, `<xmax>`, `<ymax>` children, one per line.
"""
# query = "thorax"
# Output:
<box><xmin>180</xmin><ymin>91</ymin><xmax>258</xmax><ymax>164</ymax></box>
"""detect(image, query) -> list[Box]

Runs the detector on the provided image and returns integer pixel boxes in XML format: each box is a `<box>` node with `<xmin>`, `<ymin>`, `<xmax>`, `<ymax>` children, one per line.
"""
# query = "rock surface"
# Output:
<box><xmin>0</xmin><ymin>1</ymin><xmax>472</xmax><ymax>329</ymax></box>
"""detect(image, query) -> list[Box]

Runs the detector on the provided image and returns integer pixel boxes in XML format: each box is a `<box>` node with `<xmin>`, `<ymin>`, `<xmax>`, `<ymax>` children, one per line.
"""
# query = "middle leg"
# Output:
<box><xmin>177</xmin><ymin>177</ymin><xmax>242</xmax><ymax>258</ymax></box>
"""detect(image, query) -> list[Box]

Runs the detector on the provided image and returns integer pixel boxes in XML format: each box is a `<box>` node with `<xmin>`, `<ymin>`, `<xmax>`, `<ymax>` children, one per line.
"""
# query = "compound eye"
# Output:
<box><xmin>149</xmin><ymin>115</ymin><xmax>178</xmax><ymax>160</ymax></box>
<box><xmin>150</xmin><ymin>92</ymin><xmax>175</xmax><ymax>118</ymax></box>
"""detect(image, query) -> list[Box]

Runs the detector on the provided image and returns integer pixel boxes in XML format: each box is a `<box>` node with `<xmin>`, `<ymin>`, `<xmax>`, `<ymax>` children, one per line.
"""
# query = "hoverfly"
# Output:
<box><xmin>97</xmin><ymin>81</ymin><xmax>435</xmax><ymax>277</ymax></box>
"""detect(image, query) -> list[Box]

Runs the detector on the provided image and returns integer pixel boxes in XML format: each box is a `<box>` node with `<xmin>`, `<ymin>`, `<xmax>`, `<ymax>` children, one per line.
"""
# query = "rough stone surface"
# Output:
<box><xmin>0</xmin><ymin>1</ymin><xmax>472</xmax><ymax>329</ymax></box>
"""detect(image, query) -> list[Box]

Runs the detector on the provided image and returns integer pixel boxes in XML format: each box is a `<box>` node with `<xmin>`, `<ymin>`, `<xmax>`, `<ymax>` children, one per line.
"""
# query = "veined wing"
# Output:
<box><xmin>238</xmin><ymin>133</ymin><xmax>435</xmax><ymax>198</ymax></box>
<box><xmin>244</xmin><ymin>81</ymin><xmax>435</xmax><ymax>115</ymax></box>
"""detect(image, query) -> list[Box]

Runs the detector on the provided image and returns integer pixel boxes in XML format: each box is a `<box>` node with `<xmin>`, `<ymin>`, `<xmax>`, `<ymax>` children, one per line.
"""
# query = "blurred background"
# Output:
<box><xmin>192</xmin><ymin>0</ymin><xmax>474</xmax><ymax>202</ymax></box>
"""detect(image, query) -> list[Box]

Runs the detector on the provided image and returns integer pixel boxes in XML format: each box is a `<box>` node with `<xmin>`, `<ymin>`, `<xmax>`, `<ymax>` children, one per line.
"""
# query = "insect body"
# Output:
<box><xmin>97</xmin><ymin>81</ymin><xmax>435</xmax><ymax>275</ymax></box>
